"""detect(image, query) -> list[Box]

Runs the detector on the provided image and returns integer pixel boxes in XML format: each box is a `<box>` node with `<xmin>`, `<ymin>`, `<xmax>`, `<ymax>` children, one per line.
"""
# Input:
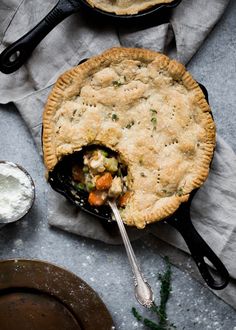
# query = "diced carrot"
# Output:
<box><xmin>72</xmin><ymin>165</ymin><xmax>84</xmax><ymax>182</ymax></box>
<box><xmin>96</xmin><ymin>172</ymin><xmax>113</xmax><ymax>191</ymax></box>
<box><xmin>88</xmin><ymin>190</ymin><xmax>107</xmax><ymax>206</ymax></box>
<box><xmin>119</xmin><ymin>191</ymin><xmax>132</xmax><ymax>207</ymax></box>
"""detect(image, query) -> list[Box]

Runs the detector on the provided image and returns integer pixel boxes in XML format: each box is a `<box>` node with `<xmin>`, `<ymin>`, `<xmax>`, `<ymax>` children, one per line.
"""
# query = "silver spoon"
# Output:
<box><xmin>108</xmin><ymin>200</ymin><xmax>154</xmax><ymax>308</ymax></box>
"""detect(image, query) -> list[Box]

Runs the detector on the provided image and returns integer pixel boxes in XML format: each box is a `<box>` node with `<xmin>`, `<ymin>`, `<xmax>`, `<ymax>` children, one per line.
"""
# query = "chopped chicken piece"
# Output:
<box><xmin>108</xmin><ymin>176</ymin><xmax>123</xmax><ymax>198</ymax></box>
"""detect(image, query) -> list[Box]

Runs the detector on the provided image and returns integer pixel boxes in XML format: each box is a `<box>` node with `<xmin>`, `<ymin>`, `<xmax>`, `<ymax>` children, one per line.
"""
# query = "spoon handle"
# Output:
<box><xmin>108</xmin><ymin>201</ymin><xmax>154</xmax><ymax>308</ymax></box>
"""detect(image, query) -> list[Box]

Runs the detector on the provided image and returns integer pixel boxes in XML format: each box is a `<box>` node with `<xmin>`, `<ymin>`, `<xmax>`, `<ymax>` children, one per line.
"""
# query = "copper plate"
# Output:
<box><xmin>0</xmin><ymin>259</ymin><xmax>115</xmax><ymax>330</ymax></box>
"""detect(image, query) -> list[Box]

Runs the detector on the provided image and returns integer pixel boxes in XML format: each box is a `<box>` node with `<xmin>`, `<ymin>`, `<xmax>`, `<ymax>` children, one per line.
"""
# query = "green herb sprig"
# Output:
<box><xmin>132</xmin><ymin>257</ymin><xmax>174</xmax><ymax>330</ymax></box>
<box><xmin>157</xmin><ymin>257</ymin><xmax>172</xmax><ymax>327</ymax></box>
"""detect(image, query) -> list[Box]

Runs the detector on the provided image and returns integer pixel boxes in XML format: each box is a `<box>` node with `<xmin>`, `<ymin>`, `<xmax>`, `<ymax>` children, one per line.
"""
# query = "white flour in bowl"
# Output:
<box><xmin>0</xmin><ymin>162</ymin><xmax>34</xmax><ymax>222</ymax></box>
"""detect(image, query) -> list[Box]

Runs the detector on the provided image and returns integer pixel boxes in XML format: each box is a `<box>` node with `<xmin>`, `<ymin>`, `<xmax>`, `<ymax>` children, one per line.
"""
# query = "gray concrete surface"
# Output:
<box><xmin>0</xmin><ymin>1</ymin><xmax>236</xmax><ymax>329</ymax></box>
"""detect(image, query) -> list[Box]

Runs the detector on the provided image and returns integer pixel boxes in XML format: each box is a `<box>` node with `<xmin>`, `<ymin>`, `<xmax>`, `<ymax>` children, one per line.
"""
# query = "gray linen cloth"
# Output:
<box><xmin>1</xmin><ymin>0</ymin><xmax>235</xmax><ymax>309</ymax></box>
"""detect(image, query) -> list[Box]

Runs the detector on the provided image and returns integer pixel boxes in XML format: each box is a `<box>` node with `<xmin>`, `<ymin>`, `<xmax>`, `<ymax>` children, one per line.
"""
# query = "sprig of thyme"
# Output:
<box><xmin>157</xmin><ymin>257</ymin><xmax>172</xmax><ymax>327</ymax></box>
<box><xmin>132</xmin><ymin>257</ymin><xmax>174</xmax><ymax>330</ymax></box>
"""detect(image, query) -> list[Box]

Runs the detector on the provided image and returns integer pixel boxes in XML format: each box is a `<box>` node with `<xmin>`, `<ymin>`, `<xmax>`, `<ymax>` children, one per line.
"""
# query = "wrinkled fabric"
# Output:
<box><xmin>0</xmin><ymin>0</ymin><xmax>235</xmax><ymax>309</ymax></box>
<box><xmin>0</xmin><ymin>0</ymin><xmax>230</xmax><ymax>103</ymax></box>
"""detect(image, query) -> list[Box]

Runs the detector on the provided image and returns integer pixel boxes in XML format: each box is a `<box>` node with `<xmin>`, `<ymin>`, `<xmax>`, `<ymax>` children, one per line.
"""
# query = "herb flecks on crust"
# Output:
<box><xmin>43</xmin><ymin>48</ymin><xmax>215</xmax><ymax>229</ymax></box>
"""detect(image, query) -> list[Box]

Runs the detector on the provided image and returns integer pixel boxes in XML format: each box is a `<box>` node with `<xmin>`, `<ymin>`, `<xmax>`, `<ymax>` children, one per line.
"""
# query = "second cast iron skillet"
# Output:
<box><xmin>0</xmin><ymin>0</ymin><xmax>181</xmax><ymax>74</ymax></box>
<box><xmin>45</xmin><ymin>80</ymin><xmax>229</xmax><ymax>290</ymax></box>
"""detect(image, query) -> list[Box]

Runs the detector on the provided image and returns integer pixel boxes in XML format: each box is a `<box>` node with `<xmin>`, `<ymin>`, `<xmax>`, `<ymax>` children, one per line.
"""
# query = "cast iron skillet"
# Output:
<box><xmin>0</xmin><ymin>0</ymin><xmax>181</xmax><ymax>74</ymax></box>
<box><xmin>45</xmin><ymin>78</ymin><xmax>229</xmax><ymax>290</ymax></box>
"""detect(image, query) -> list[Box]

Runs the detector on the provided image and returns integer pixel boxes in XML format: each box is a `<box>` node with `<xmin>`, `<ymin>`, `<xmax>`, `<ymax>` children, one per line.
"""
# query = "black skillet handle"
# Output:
<box><xmin>0</xmin><ymin>0</ymin><xmax>80</xmax><ymax>74</ymax></box>
<box><xmin>168</xmin><ymin>205</ymin><xmax>229</xmax><ymax>290</ymax></box>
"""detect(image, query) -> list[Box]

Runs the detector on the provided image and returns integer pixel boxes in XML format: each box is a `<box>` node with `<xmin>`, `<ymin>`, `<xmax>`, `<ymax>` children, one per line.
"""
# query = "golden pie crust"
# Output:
<box><xmin>86</xmin><ymin>0</ymin><xmax>175</xmax><ymax>15</ymax></box>
<box><xmin>43</xmin><ymin>47</ymin><xmax>216</xmax><ymax>229</ymax></box>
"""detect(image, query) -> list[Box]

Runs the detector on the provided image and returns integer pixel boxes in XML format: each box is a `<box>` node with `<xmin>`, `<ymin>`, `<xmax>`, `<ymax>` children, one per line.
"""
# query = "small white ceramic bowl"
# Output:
<box><xmin>0</xmin><ymin>161</ymin><xmax>35</xmax><ymax>226</ymax></box>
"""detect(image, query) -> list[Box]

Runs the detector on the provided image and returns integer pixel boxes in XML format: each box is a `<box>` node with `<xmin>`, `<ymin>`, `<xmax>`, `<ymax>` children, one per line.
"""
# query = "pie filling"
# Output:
<box><xmin>70</xmin><ymin>147</ymin><xmax>131</xmax><ymax>207</ymax></box>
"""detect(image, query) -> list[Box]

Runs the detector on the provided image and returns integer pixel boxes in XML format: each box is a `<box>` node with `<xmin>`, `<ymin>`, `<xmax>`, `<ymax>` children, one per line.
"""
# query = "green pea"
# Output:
<box><xmin>86</xmin><ymin>182</ymin><xmax>95</xmax><ymax>192</ymax></box>
<box><xmin>75</xmin><ymin>183</ymin><xmax>85</xmax><ymax>191</ymax></box>
<box><xmin>101</xmin><ymin>150</ymin><xmax>108</xmax><ymax>157</ymax></box>
<box><xmin>82</xmin><ymin>166</ymin><xmax>89</xmax><ymax>173</ymax></box>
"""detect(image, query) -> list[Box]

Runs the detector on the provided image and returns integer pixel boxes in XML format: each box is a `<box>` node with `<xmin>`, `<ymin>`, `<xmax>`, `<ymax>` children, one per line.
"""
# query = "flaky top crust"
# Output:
<box><xmin>43</xmin><ymin>47</ymin><xmax>215</xmax><ymax>228</ymax></box>
<box><xmin>86</xmin><ymin>0</ymin><xmax>175</xmax><ymax>15</ymax></box>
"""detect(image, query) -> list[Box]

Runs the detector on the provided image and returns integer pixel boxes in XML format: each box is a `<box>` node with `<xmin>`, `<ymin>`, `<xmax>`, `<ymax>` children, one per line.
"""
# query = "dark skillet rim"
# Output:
<box><xmin>79</xmin><ymin>0</ymin><xmax>182</xmax><ymax>19</ymax></box>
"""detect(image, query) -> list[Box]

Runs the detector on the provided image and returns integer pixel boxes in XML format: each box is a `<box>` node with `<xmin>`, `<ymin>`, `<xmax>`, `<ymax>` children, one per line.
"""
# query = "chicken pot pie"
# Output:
<box><xmin>43</xmin><ymin>47</ymin><xmax>215</xmax><ymax>229</ymax></box>
<box><xmin>86</xmin><ymin>0</ymin><xmax>175</xmax><ymax>15</ymax></box>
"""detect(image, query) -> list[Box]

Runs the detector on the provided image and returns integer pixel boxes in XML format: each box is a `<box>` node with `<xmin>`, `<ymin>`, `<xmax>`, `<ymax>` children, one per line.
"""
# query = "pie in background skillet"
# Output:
<box><xmin>86</xmin><ymin>0</ymin><xmax>174</xmax><ymax>15</ymax></box>
<box><xmin>43</xmin><ymin>47</ymin><xmax>215</xmax><ymax>229</ymax></box>
<box><xmin>86</xmin><ymin>0</ymin><xmax>175</xmax><ymax>15</ymax></box>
